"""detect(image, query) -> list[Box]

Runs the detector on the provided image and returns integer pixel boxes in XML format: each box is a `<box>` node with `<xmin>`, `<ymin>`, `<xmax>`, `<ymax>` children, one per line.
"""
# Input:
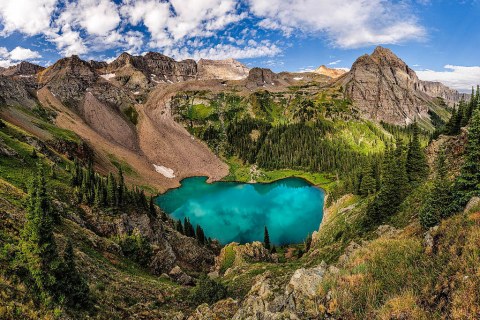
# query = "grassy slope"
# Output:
<box><xmin>0</xmin><ymin>118</ymin><xmax>191</xmax><ymax>319</ymax></box>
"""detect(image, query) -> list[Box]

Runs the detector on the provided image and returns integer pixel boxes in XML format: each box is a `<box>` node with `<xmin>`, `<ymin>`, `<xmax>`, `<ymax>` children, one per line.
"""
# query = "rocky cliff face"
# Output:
<box><xmin>246</xmin><ymin>67</ymin><xmax>279</xmax><ymax>88</ymax></box>
<box><xmin>38</xmin><ymin>55</ymin><xmax>99</xmax><ymax>107</ymax></box>
<box><xmin>335</xmin><ymin>46</ymin><xmax>437</xmax><ymax>125</ymax></box>
<box><xmin>418</xmin><ymin>80</ymin><xmax>469</xmax><ymax>106</ymax></box>
<box><xmin>313</xmin><ymin>65</ymin><xmax>347</xmax><ymax>79</ymax></box>
<box><xmin>106</xmin><ymin>52</ymin><xmax>197</xmax><ymax>87</ymax></box>
<box><xmin>0</xmin><ymin>75</ymin><xmax>38</xmax><ymax>108</ymax></box>
<box><xmin>197</xmin><ymin>58</ymin><xmax>249</xmax><ymax>80</ymax></box>
<box><xmin>1</xmin><ymin>61</ymin><xmax>44</xmax><ymax>77</ymax></box>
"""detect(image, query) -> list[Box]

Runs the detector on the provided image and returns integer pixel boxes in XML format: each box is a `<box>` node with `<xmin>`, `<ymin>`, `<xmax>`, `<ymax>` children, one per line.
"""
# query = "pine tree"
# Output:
<box><xmin>359</xmin><ymin>162</ymin><xmax>377</xmax><ymax>196</ymax></box>
<box><xmin>118</xmin><ymin>167</ymin><xmax>124</xmax><ymax>205</ymax></box>
<box><xmin>365</xmin><ymin>142</ymin><xmax>409</xmax><ymax>226</ymax></box>
<box><xmin>196</xmin><ymin>225</ymin><xmax>206</xmax><ymax>245</ymax></box>
<box><xmin>419</xmin><ymin>150</ymin><xmax>454</xmax><ymax>228</ymax></box>
<box><xmin>183</xmin><ymin>217</ymin><xmax>195</xmax><ymax>238</ymax></box>
<box><xmin>0</xmin><ymin>117</ymin><xmax>5</xmax><ymax>128</ymax></box>
<box><xmin>107</xmin><ymin>173</ymin><xmax>117</xmax><ymax>207</ymax></box>
<box><xmin>264</xmin><ymin>226</ymin><xmax>271</xmax><ymax>250</ymax></box>
<box><xmin>148</xmin><ymin>196</ymin><xmax>156</xmax><ymax>218</ymax></box>
<box><xmin>20</xmin><ymin>164</ymin><xmax>62</xmax><ymax>304</ymax></box>
<box><xmin>393</xmin><ymin>139</ymin><xmax>409</xmax><ymax>200</ymax></box>
<box><xmin>406</xmin><ymin>122</ymin><xmax>428</xmax><ymax>185</ymax></box>
<box><xmin>175</xmin><ymin>220</ymin><xmax>184</xmax><ymax>234</ymax></box>
<box><xmin>60</xmin><ymin>239</ymin><xmax>90</xmax><ymax>308</ymax></box>
<box><xmin>454</xmin><ymin>108</ymin><xmax>480</xmax><ymax>207</ymax></box>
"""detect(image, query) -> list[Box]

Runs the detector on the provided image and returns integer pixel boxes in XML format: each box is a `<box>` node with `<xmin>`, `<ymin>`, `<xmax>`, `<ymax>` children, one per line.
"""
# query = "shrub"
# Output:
<box><xmin>189</xmin><ymin>275</ymin><xmax>228</xmax><ymax>305</ymax></box>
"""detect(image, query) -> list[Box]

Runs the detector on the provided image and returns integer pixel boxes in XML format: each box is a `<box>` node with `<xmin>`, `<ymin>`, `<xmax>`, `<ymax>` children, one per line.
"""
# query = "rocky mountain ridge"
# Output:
<box><xmin>334</xmin><ymin>46</ymin><xmax>466</xmax><ymax>125</ymax></box>
<box><xmin>313</xmin><ymin>65</ymin><xmax>347</xmax><ymax>78</ymax></box>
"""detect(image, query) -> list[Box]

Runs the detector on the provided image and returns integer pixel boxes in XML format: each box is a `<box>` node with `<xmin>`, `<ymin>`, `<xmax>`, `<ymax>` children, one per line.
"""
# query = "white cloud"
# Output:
<box><xmin>0</xmin><ymin>0</ymin><xmax>428</xmax><ymax>61</ymax></box>
<box><xmin>57</xmin><ymin>0</ymin><xmax>120</xmax><ymax>36</ymax></box>
<box><xmin>328</xmin><ymin>60</ymin><xmax>341</xmax><ymax>65</ymax></box>
<box><xmin>417</xmin><ymin>65</ymin><xmax>480</xmax><ymax>92</ymax></box>
<box><xmin>164</xmin><ymin>42</ymin><xmax>281</xmax><ymax>61</ymax></box>
<box><xmin>49</xmin><ymin>27</ymin><xmax>88</xmax><ymax>56</ymax></box>
<box><xmin>248</xmin><ymin>0</ymin><xmax>426</xmax><ymax>48</ymax></box>
<box><xmin>121</xmin><ymin>0</ymin><xmax>245</xmax><ymax>48</ymax></box>
<box><xmin>0</xmin><ymin>46</ymin><xmax>42</xmax><ymax>67</ymax></box>
<box><xmin>9</xmin><ymin>47</ymin><xmax>42</xmax><ymax>60</ymax></box>
<box><xmin>0</xmin><ymin>0</ymin><xmax>57</xmax><ymax>36</ymax></box>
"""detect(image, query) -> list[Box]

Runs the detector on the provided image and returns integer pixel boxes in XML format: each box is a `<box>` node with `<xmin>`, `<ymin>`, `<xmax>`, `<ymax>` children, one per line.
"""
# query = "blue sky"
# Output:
<box><xmin>0</xmin><ymin>0</ymin><xmax>479</xmax><ymax>91</ymax></box>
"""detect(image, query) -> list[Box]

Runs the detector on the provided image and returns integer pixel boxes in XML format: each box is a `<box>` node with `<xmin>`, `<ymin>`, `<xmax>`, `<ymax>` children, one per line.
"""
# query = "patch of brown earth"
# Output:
<box><xmin>37</xmin><ymin>87</ymin><xmax>179</xmax><ymax>192</ymax></box>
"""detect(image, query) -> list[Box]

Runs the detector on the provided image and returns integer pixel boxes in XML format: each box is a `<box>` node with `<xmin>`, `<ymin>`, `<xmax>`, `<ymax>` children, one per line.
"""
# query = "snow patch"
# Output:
<box><xmin>100</xmin><ymin>73</ymin><xmax>115</xmax><ymax>81</ymax></box>
<box><xmin>153</xmin><ymin>164</ymin><xmax>175</xmax><ymax>178</ymax></box>
<box><xmin>293</xmin><ymin>77</ymin><xmax>303</xmax><ymax>81</ymax></box>
<box><xmin>133</xmin><ymin>91</ymin><xmax>140</xmax><ymax>95</ymax></box>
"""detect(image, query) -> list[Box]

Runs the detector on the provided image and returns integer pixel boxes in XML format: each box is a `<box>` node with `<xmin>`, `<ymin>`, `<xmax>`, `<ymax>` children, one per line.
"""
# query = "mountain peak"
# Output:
<box><xmin>313</xmin><ymin>65</ymin><xmax>346</xmax><ymax>78</ymax></box>
<box><xmin>1</xmin><ymin>61</ymin><xmax>44</xmax><ymax>77</ymax></box>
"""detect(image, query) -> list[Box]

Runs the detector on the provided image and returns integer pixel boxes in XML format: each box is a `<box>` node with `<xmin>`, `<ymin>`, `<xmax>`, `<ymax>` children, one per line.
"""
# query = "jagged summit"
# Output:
<box><xmin>313</xmin><ymin>65</ymin><xmax>346</xmax><ymax>79</ymax></box>
<box><xmin>334</xmin><ymin>46</ymin><xmax>464</xmax><ymax>125</ymax></box>
<box><xmin>1</xmin><ymin>61</ymin><xmax>44</xmax><ymax>77</ymax></box>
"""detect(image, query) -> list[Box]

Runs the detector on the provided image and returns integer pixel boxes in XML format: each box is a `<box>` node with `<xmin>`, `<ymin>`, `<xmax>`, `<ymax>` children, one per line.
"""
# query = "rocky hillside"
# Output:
<box><xmin>334</xmin><ymin>46</ymin><xmax>462</xmax><ymax>126</ymax></box>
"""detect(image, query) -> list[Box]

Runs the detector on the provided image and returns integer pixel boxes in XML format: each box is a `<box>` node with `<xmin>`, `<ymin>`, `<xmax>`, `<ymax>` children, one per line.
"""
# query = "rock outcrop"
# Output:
<box><xmin>0</xmin><ymin>75</ymin><xmax>38</xmax><ymax>108</ymax></box>
<box><xmin>197</xmin><ymin>58</ymin><xmax>249</xmax><ymax>80</ymax></box>
<box><xmin>188</xmin><ymin>298</ymin><xmax>239</xmax><ymax>320</ymax></box>
<box><xmin>231</xmin><ymin>262</ymin><xmax>330</xmax><ymax>319</ymax></box>
<box><xmin>1</xmin><ymin>61</ymin><xmax>44</xmax><ymax>77</ymax></box>
<box><xmin>38</xmin><ymin>55</ymin><xmax>99</xmax><ymax>107</ymax></box>
<box><xmin>335</xmin><ymin>46</ymin><xmax>455</xmax><ymax>125</ymax></box>
<box><xmin>246</xmin><ymin>68</ymin><xmax>279</xmax><ymax>88</ymax></box>
<box><xmin>215</xmin><ymin>242</ymin><xmax>273</xmax><ymax>274</ymax></box>
<box><xmin>313</xmin><ymin>65</ymin><xmax>347</xmax><ymax>79</ymax></box>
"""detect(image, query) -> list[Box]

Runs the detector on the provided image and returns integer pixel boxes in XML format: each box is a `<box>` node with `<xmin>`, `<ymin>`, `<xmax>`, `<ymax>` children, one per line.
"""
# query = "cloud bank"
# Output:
<box><xmin>0</xmin><ymin>0</ymin><xmax>427</xmax><ymax>61</ymax></box>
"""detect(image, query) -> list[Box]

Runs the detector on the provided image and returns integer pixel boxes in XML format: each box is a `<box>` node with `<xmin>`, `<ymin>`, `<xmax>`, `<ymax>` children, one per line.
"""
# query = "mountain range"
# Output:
<box><xmin>1</xmin><ymin>45</ymin><xmax>479</xmax><ymax>319</ymax></box>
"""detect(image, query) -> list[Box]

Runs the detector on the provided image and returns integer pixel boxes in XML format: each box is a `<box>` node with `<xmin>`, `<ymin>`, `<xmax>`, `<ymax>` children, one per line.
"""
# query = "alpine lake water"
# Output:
<box><xmin>156</xmin><ymin>177</ymin><xmax>325</xmax><ymax>245</ymax></box>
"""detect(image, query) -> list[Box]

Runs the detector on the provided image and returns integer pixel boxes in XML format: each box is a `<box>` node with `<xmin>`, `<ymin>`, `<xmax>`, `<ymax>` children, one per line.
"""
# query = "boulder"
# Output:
<box><xmin>188</xmin><ymin>298</ymin><xmax>239</xmax><ymax>320</ymax></box>
<box><xmin>215</xmin><ymin>241</ymin><xmax>273</xmax><ymax>274</ymax></box>
<box><xmin>169</xmin><ymin>265</ymin><xmax>194</xmax><ymax>286</ymax></box>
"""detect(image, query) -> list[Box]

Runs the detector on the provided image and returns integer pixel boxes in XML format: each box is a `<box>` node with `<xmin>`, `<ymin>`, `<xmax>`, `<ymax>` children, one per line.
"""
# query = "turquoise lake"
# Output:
<box><xmin>156</xmin><ymin>177</ymin><xmax>324</xmax><ymax>245</ymax></box>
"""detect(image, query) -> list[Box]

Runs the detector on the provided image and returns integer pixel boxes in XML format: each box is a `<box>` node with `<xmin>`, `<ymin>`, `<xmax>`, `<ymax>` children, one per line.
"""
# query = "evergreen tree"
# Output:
<box><xmin>359</xmin><ymin>162</ymin><xmax>377</xmax><ymax>196</ymax></box>
<box><xmin>118</xmin><ymin>167</ymin><xmax>125</xmax><ymax>205</ymax></box>
<box><xmin>31</xmin><ymin>148</ymin><xmax>38</xmax><ymax>159</ymax></box>
<box><xmin>365</xmin><ymin>142</ymin><xmax>409</xmax><ymax>226</ymax></box>
<box><xmin>0</xmin><ymin>117</ymin><xmax>5</xmax><ymax>128</ymax></box>
<box><xmin>454</xmin><ymin>109</ymin><xmax>480</xmax><ymax>207</ymax></box>
<box><xmin>20</xmin><ymin>165</ymin><xmax>62</xmax><ymax>304</ymax></box>
<box><xmin>107</xmin><ymin>173</ymin><xmax>117</xmax><ymax>207</ymax></box>
<box><xmin>60</xmin><ymin>239</ymin><xmax>90</xmax><ymax>308</ymax></box>
<box><xmin>196</xmin><ymin>225</ymin><xmax>206</xmax><ymax>245</ymax></box>
<box><xmin>183</xmin><ymin>217</ymin><xmax>195</xmax><ymax>238</ymax></box>
<box><xmin>175</xmin><ymin>220</ymin><xmax>184</xmax><ymax>234</ymax></box>
<box><xmin>406</xmin><ymin>122</ymin><xmax>428</xmax><ymax>185</ymax></box>
<box><xmin>148</xmin><ymin>196</ymin><xmax>157</xmax><ymax>218</ymax></box>
<box><xmin>419</xmin><ymin>150</ymin><xmax>455</xmax><ymax>228</ymax></box>
<box><xmin>393</xmin><ymin>139</ymin><xmax>409</xmax><ymax>200</ymax></box>
<box><xmin>264</xmin><ymin>226</ymin><xmax>271</xmax><ymax>250</ymax></box>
